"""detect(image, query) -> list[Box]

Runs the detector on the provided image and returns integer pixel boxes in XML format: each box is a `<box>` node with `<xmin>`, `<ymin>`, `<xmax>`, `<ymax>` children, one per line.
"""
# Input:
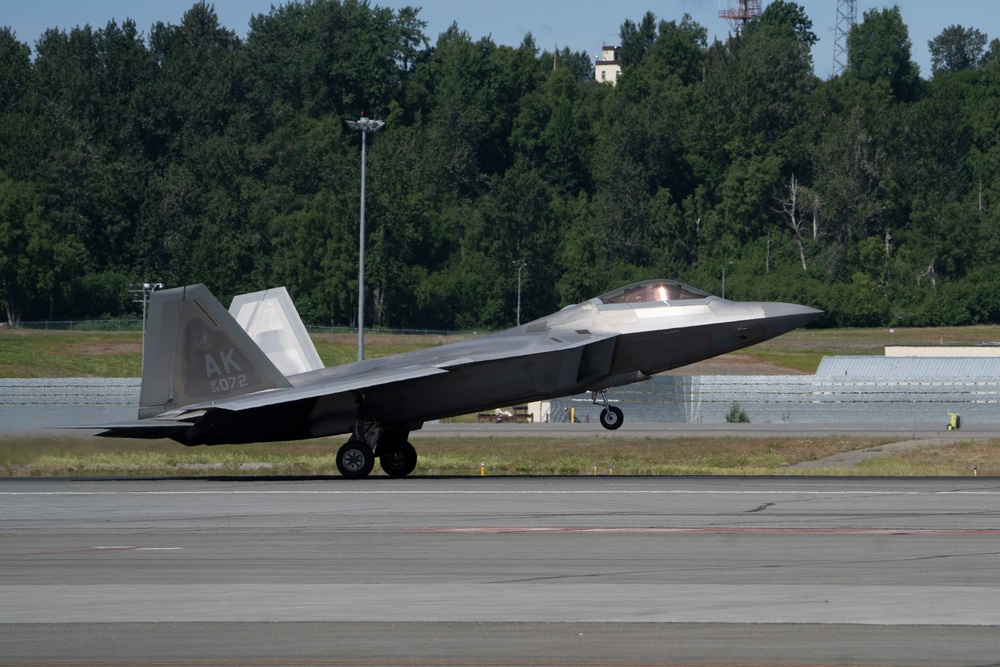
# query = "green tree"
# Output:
<box><xmin>644</xmin><ymin>14</ymin><xmax>707</xmax><ymax>86</ymax></box>
<box><xmin>471</xmin><ymin>162</ymin><xmax>558</xmax><ymax>324</ymax></box>
<box><xmin>847</xmin><ymin>6</ymin><xmax>919</xmax><ymax>101</ymax></box>
<box><xmin>701</xmin><ymin>2</ymin><xmax>817</xmax><ymax>162</ymax></box>
<box><xmin>540</xmin><ymin>46</ymin><xmax>593</xmax><ymax>83</ymax></box>
<box><xmin>0</xmin><ymin>29</ymin><xmax>33</xmax><ymax>177</ymax></box>
<box><xmin>0</xmin><ymin>28</ymin><xmax>30</xmax><ymax>115</ymax></box>
<box><xmin>367</xmin><ymin>125</ymin><xmax>449</xmax><ymax>327</ymax></box>
<box><xmin>246</xmin><ymin>0</ymin><xmax>423</xmax><ymax>120</ymax></box>
<box><xmin>929</xmin><ymin>25</ymin><xmax>989</xmax><ymax>75</ymax></box>
<box><xmin>811</xmin><ymin>80</ymin><xmax>899</xmax><ymax>254</ymax></box>
<box><xmin>511</xmin><ymin>67</ymin><xmax>600</xmax><ymax>196</ymax></box>
<box><xmin>618</xmin><ymin>12</ymin><xmax>657</xmax><ymax>68</ymax></box>
<box><xmin>0</xmin><ymin>178</ymin><xmax>86</xmax><ymax>323</ymax></box>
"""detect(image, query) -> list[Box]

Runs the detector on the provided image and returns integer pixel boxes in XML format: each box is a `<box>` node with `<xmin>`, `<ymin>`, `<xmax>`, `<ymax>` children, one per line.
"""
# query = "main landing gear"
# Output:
<box><xmin>335</xmin><ymin>422</ymin><xmax>418</xmax><ymax>480</ymax></box>
<box><xmin>336</xmin><ymin>440</ymin><xmax>375</xmax><ymax>478</ymax></box>
<box><xmin>592</xmin><ymin>389</ymin><xmax>624</xmax><ymax>430</ymax></box>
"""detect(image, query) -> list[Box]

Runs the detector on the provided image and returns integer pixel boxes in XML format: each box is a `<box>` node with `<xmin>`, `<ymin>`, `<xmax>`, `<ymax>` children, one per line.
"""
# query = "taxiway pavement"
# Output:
<box><xmin>3</xmin><ymin>475</ymin><xmax>1000</xmax><ymax>666</ymax></box>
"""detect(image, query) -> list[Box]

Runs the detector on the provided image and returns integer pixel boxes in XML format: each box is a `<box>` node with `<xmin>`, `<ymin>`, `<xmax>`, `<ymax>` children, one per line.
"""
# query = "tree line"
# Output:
<box><xmin>1</xmin><ymin>0</ymin><xmax>999</xmax><ymax>329</ymax></box>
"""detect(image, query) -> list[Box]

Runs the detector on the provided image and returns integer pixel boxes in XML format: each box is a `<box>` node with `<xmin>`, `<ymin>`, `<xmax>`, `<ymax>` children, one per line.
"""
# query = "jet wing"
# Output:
<box><xmin>195</xmin><ymin>329</ymin><xmax>620</xmax><ymax>413</ymax></box>
<box><xmin>188</xmin><ymin>364</ymin><xmax>450</xmax><ymax>412</ymax></box>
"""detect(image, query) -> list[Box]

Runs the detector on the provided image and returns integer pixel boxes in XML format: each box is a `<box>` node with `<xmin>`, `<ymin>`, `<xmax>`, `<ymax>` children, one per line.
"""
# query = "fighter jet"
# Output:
<box><xmin>84</xmin><ymin>280</ymin><xmax>820</xmax><ymax>478</ymax></box>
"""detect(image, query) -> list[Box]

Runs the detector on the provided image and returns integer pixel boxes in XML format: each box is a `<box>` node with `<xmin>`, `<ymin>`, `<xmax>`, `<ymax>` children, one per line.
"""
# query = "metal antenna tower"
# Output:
<box><xmin>833</xmin><ymin>0</ymin><xmax>857</xmax><ymax>76</ymax></box>
<box><xmin>719</xmin><ymin>0</ymin><xmax>763</xmax><ymax>34</ymax></box>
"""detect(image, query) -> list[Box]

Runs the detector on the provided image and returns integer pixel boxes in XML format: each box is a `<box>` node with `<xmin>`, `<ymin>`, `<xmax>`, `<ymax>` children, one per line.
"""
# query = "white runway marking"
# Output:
<box><xmin>3</xmin><ymin>488</ymin><xmax>1000</xmax><ymax>496</ymax></box>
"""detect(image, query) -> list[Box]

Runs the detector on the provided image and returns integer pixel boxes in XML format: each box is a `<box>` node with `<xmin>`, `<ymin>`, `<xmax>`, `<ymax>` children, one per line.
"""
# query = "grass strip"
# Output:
<box><xmin>1</xmin><ymin>435</ymin><xmax>996</xmax><ymax>477</ymax></box>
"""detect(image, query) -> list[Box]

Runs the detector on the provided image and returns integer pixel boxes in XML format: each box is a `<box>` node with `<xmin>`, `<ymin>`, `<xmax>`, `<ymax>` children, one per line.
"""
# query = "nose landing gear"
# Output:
<box><xmin>592</xmin><ymin>389</ymin><xmax>624</xmax><ymax>430</ymax></box>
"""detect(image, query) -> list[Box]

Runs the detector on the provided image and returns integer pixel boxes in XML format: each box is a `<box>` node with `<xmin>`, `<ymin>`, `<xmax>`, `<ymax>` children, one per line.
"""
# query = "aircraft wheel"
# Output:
<box><xmin>337</xmin><ymin>440</ymin><xmax>375</xmax><ymax>479</ymax></box>
<box><xmin>599</xmin><ymin>406</ymin><xmax>624</xmax><ymax>430</ymax></box>
<box><xmin>380</xmin><ymin>441</ymin><xmax>418</xmax><ymax>478</ymax></box>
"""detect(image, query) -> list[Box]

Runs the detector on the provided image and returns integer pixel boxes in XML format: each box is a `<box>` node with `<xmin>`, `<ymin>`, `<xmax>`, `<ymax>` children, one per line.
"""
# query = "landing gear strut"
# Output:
<box><xmin>592</xmin><ymin>389</ymin><xmax>624</xmax><ymax>430</ymax></box>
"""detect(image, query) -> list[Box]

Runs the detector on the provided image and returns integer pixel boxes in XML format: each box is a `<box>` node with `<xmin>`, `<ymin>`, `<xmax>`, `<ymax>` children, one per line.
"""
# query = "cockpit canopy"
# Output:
<box><xmin>597</xmin><ymin>280</ymin><xmax>712</xmax><ymax>304</ymax></box>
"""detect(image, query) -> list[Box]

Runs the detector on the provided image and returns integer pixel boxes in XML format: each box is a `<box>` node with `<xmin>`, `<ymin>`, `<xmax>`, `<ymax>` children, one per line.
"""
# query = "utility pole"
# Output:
<box><xmin>127</xmin><ymin>281</ymin><xmax>164</xmax><ymax>367</ymax></box>
<box><xmin>346</xmin><ymin>115</ymin><xmax>385</xmax><ymax>361</ymax></box>
<box><xmin>514</xmin><ymin>262</ymin><xmax>526</xmax><ymax>326</ymax></box>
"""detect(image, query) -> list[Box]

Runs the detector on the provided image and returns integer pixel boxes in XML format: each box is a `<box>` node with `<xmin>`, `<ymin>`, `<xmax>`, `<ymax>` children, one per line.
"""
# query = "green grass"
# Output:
<box><xmin>5</xmin><ymin>325</ymin><xmax>1000</xmax><ymax>378</ymax></box>
<box><xmin>0</xmin><ymin>331</ymin><xmax>143</xmax><ymax>377</ymax></box>
<box><xmin>4</xmin><ymin>434</ymin><xmax>994</xmax><ymax>478</ymax></box>
<box><xmin>0</xmin><ymin>330</ymin><xmax>468</xmax><ymax>378</ymax></box>
<box><xmin>735</xmin><ymin>349</ymin><xmax>837</xmax><ymax>373</ymax></box>
<box><xmin>312</xmin><ymin>333</ymin><xmax>467</xmax><ymax>367</ymax></box>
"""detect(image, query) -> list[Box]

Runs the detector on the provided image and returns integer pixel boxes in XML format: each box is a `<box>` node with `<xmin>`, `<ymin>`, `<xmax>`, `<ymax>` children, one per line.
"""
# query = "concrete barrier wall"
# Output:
<box><xmin>0</xmin><ymin>379</ymin><xmax>139</xmax><ymax>434</ymax></box>
<box><xmin>546</xmin><ymin>375</ymin><xmax>1000</xmax><ymax>425</ymax></box>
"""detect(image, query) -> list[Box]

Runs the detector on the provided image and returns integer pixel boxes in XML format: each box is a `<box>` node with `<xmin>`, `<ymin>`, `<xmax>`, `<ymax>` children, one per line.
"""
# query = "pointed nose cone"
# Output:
<box><xmin>760</xmin><ymin>302</ymin><xmax>823</xmax><ymax>335</ymax></box>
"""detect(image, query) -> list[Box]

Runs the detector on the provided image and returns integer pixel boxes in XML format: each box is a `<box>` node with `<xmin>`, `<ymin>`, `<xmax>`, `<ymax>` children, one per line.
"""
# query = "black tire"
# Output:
<box><xmin>599</xmin><ymin>405</ymin><xmax>624</xmax><ymax>430</ymax></box>
<box><xmin>337</xmin><ymin>440</ymin><xmax>375</xmax><ymax>479</ymax></box>
<box><xmin>379</xmin><ymin>441</ymin><xmax>418</xmax><ymax>478</ymax></box>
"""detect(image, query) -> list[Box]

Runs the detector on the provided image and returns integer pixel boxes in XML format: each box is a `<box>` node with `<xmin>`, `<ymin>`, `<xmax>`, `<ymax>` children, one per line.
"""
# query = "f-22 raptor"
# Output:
<box><xmin>86</xmin><ymin>280</ymin><xmax>820</xmax><ymax>478</ymax></box>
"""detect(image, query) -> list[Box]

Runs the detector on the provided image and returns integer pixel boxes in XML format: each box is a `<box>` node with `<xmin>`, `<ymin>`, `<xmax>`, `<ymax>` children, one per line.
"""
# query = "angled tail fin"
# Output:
<box><xmin>139</xmin><ymin>284</ymin><xmax>291</xmax><ymax>419</ymax></box>
<box><xmin>228</xmin><ymin>286</ymin><xmax>324</xmax><ymax>377</ymax></box>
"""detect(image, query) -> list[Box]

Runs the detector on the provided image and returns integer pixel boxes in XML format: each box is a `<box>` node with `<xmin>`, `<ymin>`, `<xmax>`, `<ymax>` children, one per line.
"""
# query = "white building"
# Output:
<box><xmin>594</xmin><ymin>46</ymin><xmax>621</xmax><ymax>85</ymax></box>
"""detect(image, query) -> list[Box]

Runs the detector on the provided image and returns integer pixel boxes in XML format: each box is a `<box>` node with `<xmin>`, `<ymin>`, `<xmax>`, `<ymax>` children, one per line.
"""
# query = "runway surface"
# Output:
<box><xmin>3</xmin><ymin>475</ymin><xmax>1000</xmax><ymax>666</ymax></box>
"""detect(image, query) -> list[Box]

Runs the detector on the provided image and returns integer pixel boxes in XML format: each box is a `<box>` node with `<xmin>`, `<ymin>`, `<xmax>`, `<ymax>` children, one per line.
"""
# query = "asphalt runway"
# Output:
<box><xmin>3</xmin><ymin>476</ymin><xmax>1000</xmax><ymax>666</ymax></box>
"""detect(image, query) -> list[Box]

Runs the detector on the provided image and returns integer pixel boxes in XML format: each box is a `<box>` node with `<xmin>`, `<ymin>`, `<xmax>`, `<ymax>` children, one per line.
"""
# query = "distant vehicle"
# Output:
<box><xmin>79</xmin><ymin>280</ymin><xmax>820</xmax><ymax>478</ymax></box>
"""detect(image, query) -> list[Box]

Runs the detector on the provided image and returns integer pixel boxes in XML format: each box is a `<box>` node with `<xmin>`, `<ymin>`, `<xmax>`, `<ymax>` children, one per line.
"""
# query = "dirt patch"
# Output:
<box><xmin>66</xmin><ymin>340</ymin><xmax>142</xmax><ymax>355</ymax></box>
<box><xmin>793</xmin><ymin>439</ymin><xmax>952</xmax><ymax>468</ymax></box>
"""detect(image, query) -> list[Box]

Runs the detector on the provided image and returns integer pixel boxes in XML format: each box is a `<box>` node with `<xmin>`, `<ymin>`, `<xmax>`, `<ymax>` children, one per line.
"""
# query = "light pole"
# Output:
<box><xmin>514</xmin><ymin>262</ymin><xmax>526</xmax><ymax>326</ymax></box>
<box><xmin>346</xmin><ymin>115</ymin><xmax>384</xmax><ymax>361</ymax></box>
<box><xmin>127</xmin><ymin>281</ymin><xmax>164</xmax><ymax>366</ymax></box>
<box><xmin>721</xmin><ymin>262</ymin><xmax>733</xmax><ymax>299</ymax></box>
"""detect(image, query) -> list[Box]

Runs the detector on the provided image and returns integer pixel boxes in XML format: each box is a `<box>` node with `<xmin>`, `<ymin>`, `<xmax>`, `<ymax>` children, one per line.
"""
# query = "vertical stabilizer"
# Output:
<box><xmin>229</xmin><ymin>287</ymin><xmax>324</xmax><ymax>376</ymax></box>
<box><xmin>139</xmin><ymin>284</ymin><xmax>292</xmax><ymax>419</ymax></box>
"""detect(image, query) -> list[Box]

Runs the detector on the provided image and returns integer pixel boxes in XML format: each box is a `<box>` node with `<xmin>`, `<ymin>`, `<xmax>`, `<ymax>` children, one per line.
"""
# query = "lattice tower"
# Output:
<box><xmin>719</xmin><ymin>0</ymin><xmax>763</xmax><ymax>34</ymax></box>
<box><xmin>833</xmin><ymin>0</ymin><xmax>857</xmax><ymax>76</ymax></box>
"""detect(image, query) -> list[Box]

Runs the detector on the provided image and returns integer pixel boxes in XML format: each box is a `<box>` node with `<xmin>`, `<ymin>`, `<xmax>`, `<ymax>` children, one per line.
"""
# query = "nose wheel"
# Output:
<box><xmin>599</xmin><ymin>405</ymin><xmax>624</xmax><ymax>430</ymax></box>
<box><xmin>593</xmin><ymin>390</ymin><xmax>625</xmax><ymax>430</ymax></box>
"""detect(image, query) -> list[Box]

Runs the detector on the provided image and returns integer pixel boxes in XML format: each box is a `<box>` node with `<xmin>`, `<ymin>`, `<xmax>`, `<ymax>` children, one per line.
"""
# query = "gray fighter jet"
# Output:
<box><xmin>85</xmin><ymin>280</ymin><xmax>820</xmax><ymax>478</ymax></box>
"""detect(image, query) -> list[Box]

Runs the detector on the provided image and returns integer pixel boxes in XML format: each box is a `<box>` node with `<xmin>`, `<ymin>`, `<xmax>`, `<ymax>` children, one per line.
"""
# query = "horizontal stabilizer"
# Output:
<box><xmin>66</xmin><ymin>419</ymin><xmax>195</xmax><ymax>440</ymax></box>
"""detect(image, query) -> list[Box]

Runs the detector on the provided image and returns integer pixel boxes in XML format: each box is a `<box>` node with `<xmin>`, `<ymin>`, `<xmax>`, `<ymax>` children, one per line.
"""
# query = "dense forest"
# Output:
<box><xmin>1</xmin><ymin>1</ymin><xmax>999</xmax><ymax>329</ymax></box>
